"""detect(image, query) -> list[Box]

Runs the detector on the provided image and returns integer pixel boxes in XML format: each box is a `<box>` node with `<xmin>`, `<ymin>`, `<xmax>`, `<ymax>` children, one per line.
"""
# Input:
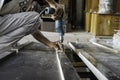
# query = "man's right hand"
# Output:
<box><xmin>51</xmin><ymin>4</ymin><xmax>64</xmax><ymax>20</ymax></box>
<box><xmin>49</xmin><ymin>41</ymin><xmax>64</xmax><ymax>52</ymax></box>
<box><xmin>45</xmin><ymin>0</ymin><xmax>64</xmax><ymax>20</ymax></box>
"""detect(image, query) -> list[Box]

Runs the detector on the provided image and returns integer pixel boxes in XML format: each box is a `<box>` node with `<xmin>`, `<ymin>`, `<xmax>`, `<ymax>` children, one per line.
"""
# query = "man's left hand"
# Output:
<box><xmin>51</xmin><ymin>4</ymin><xmax>64</xmax><ymax>20</ymax></box>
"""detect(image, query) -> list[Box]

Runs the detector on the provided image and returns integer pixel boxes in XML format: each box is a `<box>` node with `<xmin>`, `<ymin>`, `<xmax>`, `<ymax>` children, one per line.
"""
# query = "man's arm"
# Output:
<box><xmin>32</xmin><ymin>0</ymin><xmax>64</xmax><ymax>50</ymax></box>
<box><xmin>32</xmin><ymin>27</ymin><xmax>64</xmax><ymax>51</ymax></box>
<box><xmin>32</xmin><ymin>28</ymin><xmax>57</xmax><ymax>49</ymax></box>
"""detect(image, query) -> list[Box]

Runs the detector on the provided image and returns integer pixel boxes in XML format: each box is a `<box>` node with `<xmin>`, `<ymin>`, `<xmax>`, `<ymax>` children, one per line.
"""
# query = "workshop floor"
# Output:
<box><xmin>18</xmin><ymin>31</ymin><xmax>93</xmax><ymax>45</ymax></box>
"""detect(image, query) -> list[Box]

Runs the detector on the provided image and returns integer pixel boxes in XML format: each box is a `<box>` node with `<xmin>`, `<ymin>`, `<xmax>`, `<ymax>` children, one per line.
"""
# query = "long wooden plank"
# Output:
<box><xmin>69</xmin><ymin>42</ymin><xmax>120</xmax><ymax>80</ymax></box>
<box><xmin>69</xmin><ymin>42</ymin><xmax>108</xmax><ymax>80</ymax></box>
<box><xmin>58</xmin><ymin>52</ymin><xmax>80</xmax><ymax>80</ymax></box>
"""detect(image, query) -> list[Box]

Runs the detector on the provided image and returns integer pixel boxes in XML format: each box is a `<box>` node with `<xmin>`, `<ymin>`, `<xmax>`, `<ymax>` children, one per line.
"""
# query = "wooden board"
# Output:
<box><xmin>116</xmin><ymin>0</ymin><xmax>120</xmax><ymax>13</ymax></box>
<box><xmin>91</xmin><ymin>0</ymin><xmax>99</xmax><ymax>12</ymax></box>
<box><xmin>69</xmin><ymin>42</ymin><xmax>120</xmax><ymax>80</ymax></box>
<box><xmin>85</xmin><ymin>0</ymin><xmax>99</xmax><ymax>12</ymax></box>
<box><xmin>85</xmin><ymin>12</ymin><xmax>92</xmax><ymax>32</ymax></box>
<box><xmin>91</xmin><ymin>13</ymin><xmax>120</xmax><ymax>36</ymax></box>
<box><xmin>85</xmin><ymin>0</ymin><xmax>92</xmax><ymax>12</ymax></box>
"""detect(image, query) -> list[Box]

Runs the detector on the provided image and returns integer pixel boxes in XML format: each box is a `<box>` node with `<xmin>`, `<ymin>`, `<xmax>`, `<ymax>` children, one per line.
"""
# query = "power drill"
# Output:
<box><xmin>40</xmin><ymin>7</ymin><xmax>64</xmax><ymax>43</ymax></box>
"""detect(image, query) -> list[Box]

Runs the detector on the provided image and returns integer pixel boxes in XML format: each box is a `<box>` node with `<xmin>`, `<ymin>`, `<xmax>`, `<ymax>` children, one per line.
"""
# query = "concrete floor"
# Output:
<box><xmin>18</xmin><ymin>31</ymin><xmax>93</xmax><ymax>45</ymax></box>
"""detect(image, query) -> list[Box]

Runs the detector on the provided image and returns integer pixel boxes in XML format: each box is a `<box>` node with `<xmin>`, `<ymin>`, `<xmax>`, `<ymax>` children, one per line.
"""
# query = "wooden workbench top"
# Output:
<box><xmin>69</xmin><ymin>42</ymin><xmax>120</xmax><ymax>80</ymax></box>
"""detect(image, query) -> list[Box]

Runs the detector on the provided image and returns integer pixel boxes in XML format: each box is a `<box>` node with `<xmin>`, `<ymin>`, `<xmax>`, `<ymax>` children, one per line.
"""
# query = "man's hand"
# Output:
<box><xmin>49</xmin><ymin>41</ymin><xmax>64</xmax><ymax>52</ymax></box>
<box><xmin>45</xmin><ymin>0</ymin><xmax>64</xmax><ymax>20</ymax></box>
<box><xmin>51</xmin><ymin>4</ymin><xmax>64</xmax><ymax>20</ymax></box>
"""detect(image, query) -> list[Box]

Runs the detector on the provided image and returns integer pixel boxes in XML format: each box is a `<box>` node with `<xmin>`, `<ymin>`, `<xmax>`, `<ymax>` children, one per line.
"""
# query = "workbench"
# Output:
<box><xmin>0</xmin><ymin>42</ymin><xmax>80</xmax><ymax>80</ymax></box>
<box><xmin>69</xmin><ymin>42</ymin><xmax>120</xmax><ymax>80</ymax></box>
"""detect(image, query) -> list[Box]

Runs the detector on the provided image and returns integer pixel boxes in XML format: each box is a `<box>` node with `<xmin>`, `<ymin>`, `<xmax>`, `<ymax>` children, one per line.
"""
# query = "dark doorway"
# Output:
<box><xmin>68</xmin><ymin>0</ymin><xmax>85</xmax><ymax>30</ymax></box>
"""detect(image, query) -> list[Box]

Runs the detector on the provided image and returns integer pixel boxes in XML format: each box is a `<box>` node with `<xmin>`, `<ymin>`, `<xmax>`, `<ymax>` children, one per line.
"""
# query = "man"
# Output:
<box><xmin>0</xmin><ymin>0</ymin><xmax>64</xmax><ymax>52</ymax></box>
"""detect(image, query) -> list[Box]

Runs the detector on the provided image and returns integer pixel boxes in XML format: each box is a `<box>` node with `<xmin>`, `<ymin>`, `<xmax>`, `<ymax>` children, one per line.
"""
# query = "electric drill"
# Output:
<box><xmin>40</xmin><ymin>7</ymin><xmax>64</xmax><ymax>43</ymax></box>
